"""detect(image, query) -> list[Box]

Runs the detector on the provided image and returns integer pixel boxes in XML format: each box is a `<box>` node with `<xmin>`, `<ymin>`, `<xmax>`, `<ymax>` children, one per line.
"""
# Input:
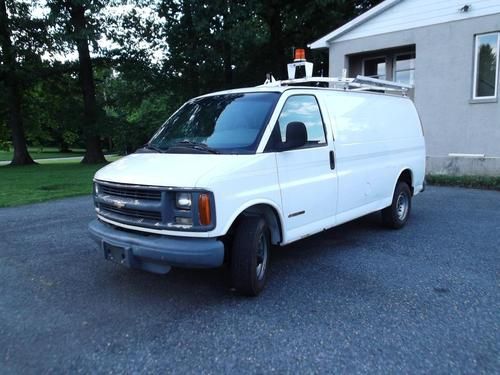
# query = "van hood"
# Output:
<box><xmin>94</xmin><ymin>153</ymin><xmax>260</xmax><ymax>188</ymax></box>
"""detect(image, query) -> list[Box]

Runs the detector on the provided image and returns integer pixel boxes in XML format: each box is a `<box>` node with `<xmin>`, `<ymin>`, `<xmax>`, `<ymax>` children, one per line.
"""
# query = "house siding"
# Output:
<box><xmin>328</xmin><ymin>14</ymin><xmax>500</xmax><ymax>175</ymax></box>
<box><xmin>335</xmin><ymin>0</ymin><xmax>500</xmax><ymax>42</ymax></box>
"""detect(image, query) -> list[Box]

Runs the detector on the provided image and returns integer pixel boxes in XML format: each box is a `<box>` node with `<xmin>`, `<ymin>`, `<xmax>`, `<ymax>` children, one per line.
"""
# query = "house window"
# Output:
<box><xmin>473</xmin><ymin>32</ymin><xmax>499</xmax><ymax>99</ymax></box>
<box><xmin>363</xmin><ymin>57</ymin><xmax>386</xmax><ymax>80</ymax></box>
<box><xmin>394</xmin><ymin>52</ymin><xmax>415</xmax><ymax>85</ymax></box>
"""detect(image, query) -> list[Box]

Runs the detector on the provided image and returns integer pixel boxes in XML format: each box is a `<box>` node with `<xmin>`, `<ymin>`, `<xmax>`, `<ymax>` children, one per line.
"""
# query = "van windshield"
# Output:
<box><xmin>148</xmin><ymin>92</ymin><xmax>280</xmax><ymax>154</ymax></box>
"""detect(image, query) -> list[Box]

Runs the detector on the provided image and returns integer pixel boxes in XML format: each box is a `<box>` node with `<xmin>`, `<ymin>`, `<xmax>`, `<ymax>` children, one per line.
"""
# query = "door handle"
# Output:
<box><xmin>329</xmin><ymin>150</ymin><xmax>335</xmax><ymax>170</ymax></box>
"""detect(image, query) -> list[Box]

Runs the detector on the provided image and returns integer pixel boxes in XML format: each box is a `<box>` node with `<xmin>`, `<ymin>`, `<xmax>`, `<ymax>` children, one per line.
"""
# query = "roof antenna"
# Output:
<box><xmin>264</xmin><ymin>73</ymin><xmax>276</xmax><ymax>85</ymax></box>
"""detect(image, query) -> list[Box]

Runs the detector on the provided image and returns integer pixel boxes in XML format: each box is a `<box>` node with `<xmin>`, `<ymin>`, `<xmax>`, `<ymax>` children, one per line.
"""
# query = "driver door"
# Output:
<box><xmin>268</xmin><ymin>94</ymin><xmax>337</xmax><ymax>242</ymax></box>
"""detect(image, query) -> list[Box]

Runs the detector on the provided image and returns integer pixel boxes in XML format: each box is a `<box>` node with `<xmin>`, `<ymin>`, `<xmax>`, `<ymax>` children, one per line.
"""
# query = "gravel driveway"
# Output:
<box><xmin>0</xmin><ymin>186</ymin><xmax>498</xmax><ymax>374</ymax></box>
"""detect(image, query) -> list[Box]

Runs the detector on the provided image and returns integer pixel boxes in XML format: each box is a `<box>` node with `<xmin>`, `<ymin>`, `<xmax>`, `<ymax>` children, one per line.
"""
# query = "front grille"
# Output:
<box><xmin>95</xmin><ymin>181</ymin><xmax>164</xmax><ymax>228</ymax></box>
<box><xmin>93</xmin><ymin>180</ymin><xmax>215</xmax><ymax>232</ymax></box>
<box><xmin>100</xmin><ymin>184</ymin><xmax>161</xmax><ymax>200</ymax></box>
<box><xmin>100</xmin><ymin>203</ymin><xmax>162</xmax><ymax>222</ymax></box>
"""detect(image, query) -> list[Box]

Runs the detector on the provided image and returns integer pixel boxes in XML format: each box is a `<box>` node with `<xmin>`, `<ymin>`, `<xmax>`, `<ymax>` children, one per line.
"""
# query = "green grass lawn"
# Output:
<box><xmin>0</xmin><ymin>147</ymin><xmax>85</xmax><ymax>161</ymax></box>
<box><xmin>0</xmin><ymin>159</ymin><xmax>117</xmax><ymax>207</ymax></box>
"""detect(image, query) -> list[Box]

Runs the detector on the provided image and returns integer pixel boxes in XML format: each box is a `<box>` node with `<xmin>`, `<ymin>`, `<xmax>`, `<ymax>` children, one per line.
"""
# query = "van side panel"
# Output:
<box><xmin>323</xmin><ymin>91</ymin><xmax>425</xmax><ymax>218</ymax></box>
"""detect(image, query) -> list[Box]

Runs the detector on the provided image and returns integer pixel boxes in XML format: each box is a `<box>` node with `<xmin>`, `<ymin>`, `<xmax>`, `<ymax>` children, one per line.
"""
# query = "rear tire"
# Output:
<box><xmin>382</xmin><ymin>181</ymin><xmax>412</xmax><ymax>229</ymax></box>
<box><xmin>230</xmin><ymin>216</ymin><xmax>270</xmax><ymax>296</ymax></box>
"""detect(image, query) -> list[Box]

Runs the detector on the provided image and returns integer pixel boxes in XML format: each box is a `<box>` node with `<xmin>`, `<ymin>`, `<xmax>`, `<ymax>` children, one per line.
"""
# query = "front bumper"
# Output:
<box><xmin>88</xmin><ymin>219</ymin><xmax>225</xmax><ymax>274</ymax></box>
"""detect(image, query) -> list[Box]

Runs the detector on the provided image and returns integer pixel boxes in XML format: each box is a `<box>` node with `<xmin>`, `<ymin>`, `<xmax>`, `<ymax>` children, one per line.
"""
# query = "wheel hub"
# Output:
<box><xmin>256</xmin><ymin>234</ymin><xmax>268</xmax><ymax>281</ymax></box>
<box><xmin>396</xmin><ymin>192</ymin><xmax>409</xmax><ymax>220</ymax></box>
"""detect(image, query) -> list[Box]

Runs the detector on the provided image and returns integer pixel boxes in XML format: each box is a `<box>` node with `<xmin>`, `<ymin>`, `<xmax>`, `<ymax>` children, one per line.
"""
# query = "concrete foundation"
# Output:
<box><xmin>427</xmin><ymin>156</ymin><xmax>500</xmax><ymax>176</ymax></box>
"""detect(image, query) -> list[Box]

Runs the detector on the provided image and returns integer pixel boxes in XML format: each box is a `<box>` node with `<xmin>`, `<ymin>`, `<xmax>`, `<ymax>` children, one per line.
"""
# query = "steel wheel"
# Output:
<box><xmin>396</xmin><ymin>191</ymin><xmax>409</xmax><ymax>221</ymax></box>
<box><xmin>382</xmin><ymin>181</ymin><xmax>412</xmax><ymax>229</ymax></box>
<box><xmin>256</xmin><ymin>232</ymin><xmax>269</xmax><ymax>281</ymax></box>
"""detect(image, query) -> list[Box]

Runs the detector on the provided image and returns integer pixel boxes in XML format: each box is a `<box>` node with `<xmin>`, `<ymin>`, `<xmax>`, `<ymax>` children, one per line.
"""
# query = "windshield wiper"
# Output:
<box><xmin>173</xmin><ymin>141</ymin><xmax>220</xmax><ymax>154</ymax></box>
<box><xmin>145</xmin><ymin>143</ymin><xmax>166</xmax><ymax>153</ymax></box>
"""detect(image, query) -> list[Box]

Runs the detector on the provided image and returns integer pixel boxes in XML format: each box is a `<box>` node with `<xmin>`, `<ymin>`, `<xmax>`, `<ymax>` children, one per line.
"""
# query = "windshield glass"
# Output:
<box><xmin>148</xmin><ymin>92</ymin><xmax>280</xmax><ymax>154</ymax></box>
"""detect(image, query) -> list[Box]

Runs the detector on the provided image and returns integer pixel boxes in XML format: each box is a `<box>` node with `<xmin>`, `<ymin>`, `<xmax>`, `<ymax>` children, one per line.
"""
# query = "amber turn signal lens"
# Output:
<box><xmin>198</xmin><ymin>193</ymin><xmax>211</xmax><ymax>226</ymax></box>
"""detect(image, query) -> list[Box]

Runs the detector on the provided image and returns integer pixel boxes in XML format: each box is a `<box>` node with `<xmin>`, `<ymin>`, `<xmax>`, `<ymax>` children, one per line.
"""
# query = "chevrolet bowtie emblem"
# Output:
<box><xmin>113</xmin><ymin>200</ymin><xmax>126</xmax><ymax>209</ymax></box>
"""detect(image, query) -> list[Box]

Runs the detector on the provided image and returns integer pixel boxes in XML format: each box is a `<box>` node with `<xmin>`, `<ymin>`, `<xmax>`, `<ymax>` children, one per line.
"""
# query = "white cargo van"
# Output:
<box><xmin>89</xmin><ymin>71</ymin><xmax>425</xmax><ymax>296</ymax></box>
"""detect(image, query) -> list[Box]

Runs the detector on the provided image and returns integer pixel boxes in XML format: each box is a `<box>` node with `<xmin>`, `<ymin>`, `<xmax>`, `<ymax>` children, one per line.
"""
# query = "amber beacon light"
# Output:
<box><xmin>294</xmin><ymin>48</ymin><xmax>306</xmax><ymax>62</ymax></box>
<box><xmin>198</xmin><ymin>193</ymin><xmax>212</xmax><ymax>226</ymax></box>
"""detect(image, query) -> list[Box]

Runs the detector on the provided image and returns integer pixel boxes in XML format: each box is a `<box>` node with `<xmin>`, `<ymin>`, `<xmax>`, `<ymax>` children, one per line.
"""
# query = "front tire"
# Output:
<box><xmin>230</xmin><ymin>216</ymin><xmax>270</xmax><ymax>296</ymax></box>
<box><xmin>382</xmin><ymin>181</ymin><xmax>412</xmax><ymax>229</ymax></box>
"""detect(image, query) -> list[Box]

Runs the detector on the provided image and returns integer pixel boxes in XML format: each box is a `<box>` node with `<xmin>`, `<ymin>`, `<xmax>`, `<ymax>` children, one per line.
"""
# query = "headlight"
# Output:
<box><xmin>176</xmin><ymin>192</ymin><xmax>192</xmax><ymax>210</ymax></box>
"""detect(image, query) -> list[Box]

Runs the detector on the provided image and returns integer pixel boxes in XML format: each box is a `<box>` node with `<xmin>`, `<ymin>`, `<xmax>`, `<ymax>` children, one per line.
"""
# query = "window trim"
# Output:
<box><xmin>265</xmin><ymin>94</ymin><xmax>328</xmax><ymax>152</ymax></box>
<box><xmin>361</xmin><ymin>55</ymin><xmax>388</xmax><ymax>80</ymax></box>
<box><xmin>472</xmin><ymin>32</ymin><xmax>500</xmax><ymax>101</ymax></box>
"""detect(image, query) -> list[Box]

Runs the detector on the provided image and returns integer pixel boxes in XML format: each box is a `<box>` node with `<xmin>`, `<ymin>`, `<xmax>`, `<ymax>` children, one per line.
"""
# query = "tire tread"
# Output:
<box><xmin>230</xmin><ymin>216</ymin><xmax>268</xmax><ymax>296</ymax></box>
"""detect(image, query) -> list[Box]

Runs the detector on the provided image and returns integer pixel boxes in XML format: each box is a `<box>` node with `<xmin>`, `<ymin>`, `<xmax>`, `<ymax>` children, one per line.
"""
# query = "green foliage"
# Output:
<box><xmin>22</xmin><ymin>62</ymin><xmax>86</xmax><ymax>150</ymax></box>
<box><xmin>97</xmin><ymin>61</ymin><xmax>175</xmax><ymax>153</ymax></box>
<box><xmin>2</xmin><ymin>0</ymin><xmax>384</xmax><ymax>160</ymax></box>
<box><xmin>1</xmin><ymin>0</ymin><xmax>50</xmax><ymax>79</ymax></box>
<box><xmin>0</xmin><ymin>0</ymin><xmax>51</xmax><ymax>164</ymax></box>
<box><xmin>0</xmin><ymin>140</ymin><xmax>11</xmax><ymax>151</ymax></box>
<box><xmin>47</xmin><ymin>0</ymin><xmax>105</xmax><ymax>54</ymax></box>
<box><xmin>155</xmin><ymin>0</ymin><xmax>383</xmax><ymax>99</ymax></box>
<box><xmin>0</xmin><ymin>82</ymin><xmax>8</xmax><ymax>150</ymax></box>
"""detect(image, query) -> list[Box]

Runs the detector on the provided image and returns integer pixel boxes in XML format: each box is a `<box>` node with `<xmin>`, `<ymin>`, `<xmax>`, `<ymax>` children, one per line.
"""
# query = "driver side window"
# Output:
<box><xmin>266</xmin><ymin>95</ymin><xmax>326</xmax><ymax>151</ymax></box>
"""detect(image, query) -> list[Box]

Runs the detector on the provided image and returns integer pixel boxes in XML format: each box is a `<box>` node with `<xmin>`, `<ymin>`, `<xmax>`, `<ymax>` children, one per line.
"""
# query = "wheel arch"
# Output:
<box><xmin>396</xmin><ymin>168</ymin><xmax>414</xmax><ymax>195</ymax></box>
<box><xmin>222</xmin><ymin>200</ymin><xmax>284</xmax><ymax>245</ymax></box>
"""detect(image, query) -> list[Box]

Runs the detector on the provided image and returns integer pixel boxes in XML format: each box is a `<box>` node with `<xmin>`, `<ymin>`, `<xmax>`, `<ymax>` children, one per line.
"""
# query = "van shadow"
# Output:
<box><xmin>98</xmin><ymin>212</ymin><xmax>384</xmax><ymax>303</ymax></box>
<box><xmin>271</xmin><ymin>212</ymin><xmax>383</xmax><ymax>263</ymax></box>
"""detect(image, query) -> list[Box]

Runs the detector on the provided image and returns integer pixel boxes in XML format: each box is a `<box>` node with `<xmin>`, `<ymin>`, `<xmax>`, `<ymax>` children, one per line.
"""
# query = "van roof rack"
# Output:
<box><xmin>260</xmin><ymin>53</ymin><xmax>412</xmax><ymax>96</ymax></box>
<box><xmin>260</xmin><ymin>74</ymin><xmax>412</xmax><ymax>96</ymax></box>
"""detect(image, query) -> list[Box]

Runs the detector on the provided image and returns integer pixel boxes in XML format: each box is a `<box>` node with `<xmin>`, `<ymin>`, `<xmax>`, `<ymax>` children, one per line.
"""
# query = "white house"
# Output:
<box><xmin>310</xmin><ymin>0</ymin><xmax>500</xmax><ymax>175</ymax></box>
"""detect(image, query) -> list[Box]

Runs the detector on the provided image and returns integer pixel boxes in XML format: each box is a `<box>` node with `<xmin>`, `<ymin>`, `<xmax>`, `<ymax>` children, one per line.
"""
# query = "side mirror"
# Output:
<box><xmin>282</xmin><ymin>121</ymin><xmax>307</xmax><ymax>151</ymax></box>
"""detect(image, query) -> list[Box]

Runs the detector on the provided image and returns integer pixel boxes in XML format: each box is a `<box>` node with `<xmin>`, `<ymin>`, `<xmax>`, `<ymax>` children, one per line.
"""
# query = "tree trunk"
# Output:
<box><xmin>0</xmin><ymin>0</ymin><xmax>35</xmax><ymax>165</ymax></box>
<box><xmin>263</xmin><ymin>2</ymin><xmax>287</xmax><ymax>79</ymax></box>
<box><xmin>67</xmin><ymin>2</ymin><xmax>105</xmax><ymax>164</ymax></box>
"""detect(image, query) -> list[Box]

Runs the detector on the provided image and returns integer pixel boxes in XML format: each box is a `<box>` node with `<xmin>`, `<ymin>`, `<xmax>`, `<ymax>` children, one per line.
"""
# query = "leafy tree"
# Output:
<box><xmin>0</xmin><ymin>0</ymin><xmax>384</xmax><ymax>165</ymax></box>
<box><xmin>97</xmin><ymin>56</ymin><xmax>175</xmax><ymax>153</ymax></box>
<box><xmin>157</xmin><ymin>0</ymin><xmax>384</xmax><ymax>98</ymax></box>
<box><xmin>23</xmin><ymin>63</ymin><xmax>85</xmax><ymax>152</ymax></box>
<box><xmin>0</xmin><ymin>0</ymin><xmax>47</xmax><ymax>164</ymax></box>
<box><xmin>48</xmin><ymin>0</ymin><xmax>106</xmax><ymax>163</ymax></box>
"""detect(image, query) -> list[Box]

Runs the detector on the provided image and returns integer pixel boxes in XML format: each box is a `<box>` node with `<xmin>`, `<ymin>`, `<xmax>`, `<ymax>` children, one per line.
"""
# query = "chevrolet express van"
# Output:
<box><xmin>89</xmin><ymin>77</ymin><xmax>425</xmax><ymax>296</ymax></box>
